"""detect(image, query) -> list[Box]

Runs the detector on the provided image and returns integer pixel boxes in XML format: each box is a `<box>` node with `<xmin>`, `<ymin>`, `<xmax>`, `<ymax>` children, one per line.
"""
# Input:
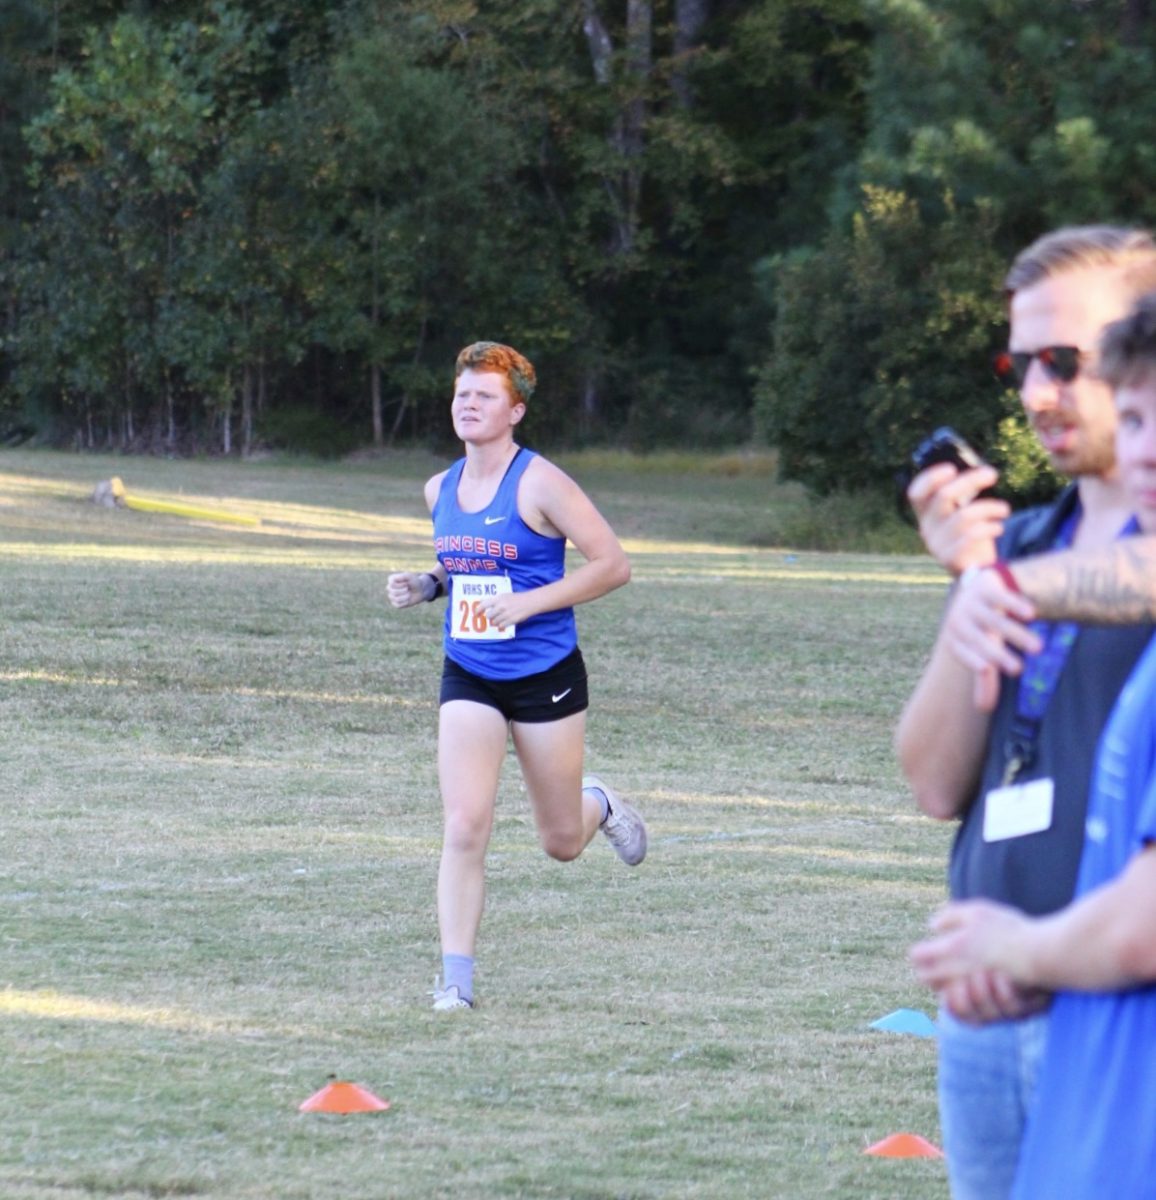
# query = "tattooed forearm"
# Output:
<box><xmin>1016</xmin><ymin>538</ymin><xmax>1156</xmax><ymax>624</ymax></box>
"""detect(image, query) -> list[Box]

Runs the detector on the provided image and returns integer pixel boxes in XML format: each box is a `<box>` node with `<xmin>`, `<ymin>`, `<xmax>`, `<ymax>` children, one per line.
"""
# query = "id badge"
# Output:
<box><xmin>451</xmin><ymin>574</ymin><xmax>515</xmax><ymax>641</ymax></box>
<box><xmin>982</xmin><ymin>778</ymin><xmax>1055</xmax><ymax>842</ymax></box>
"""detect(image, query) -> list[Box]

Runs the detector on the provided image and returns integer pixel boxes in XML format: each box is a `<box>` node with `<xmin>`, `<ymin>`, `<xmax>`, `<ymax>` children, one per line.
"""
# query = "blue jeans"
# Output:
<box><xmin>937</xmin><ymin>1007</ymin><xmax>1049</xmax><ymax>1200</ymax></box>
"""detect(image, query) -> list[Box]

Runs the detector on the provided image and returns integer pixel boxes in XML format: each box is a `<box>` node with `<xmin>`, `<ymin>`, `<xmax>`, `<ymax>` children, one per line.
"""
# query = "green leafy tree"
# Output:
<box><xmin>758</xmin><ymin>0</ymin><xmax>1156</xmax><ymax>497</ymax></box>
<box><xmin>377</xmin><ymin>0</ymin><xmax>873</xmax><ymax>447</ymax></box>
<box><xmin>1</xmin><ymin>3</ymin><xmax>57</xmax><ymax>431</ymax></box>
<box><xmin>8</xmin><ymin>0</ymin><xmax>882</xmax><ymax>454</ymax></box>
<box><xmin>860</xmin><ymin>0</ymin><xmax>1156</xmax><ymax>237</ymax></box>
<box><xmin>176</xmin><ymin>103</ymin><xmax>311</xmax><ymax>456</ymax></box>
<box><xmin>289</xmin><ymin>9</ymin><xmax>581</xmax><ymax>448</ymax></box>
<box><xmin>756</xmin><ymin>184</ymin><xmax>1008</xmax><ymax>494</ymax></box>
<box><xmin>20</xmin><ymin>5</ymin><xmax>285</xmax><ymax>449</ymax></box>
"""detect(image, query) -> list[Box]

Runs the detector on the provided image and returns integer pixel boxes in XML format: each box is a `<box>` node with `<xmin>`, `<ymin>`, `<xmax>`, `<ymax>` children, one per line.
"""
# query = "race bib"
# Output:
<box><xmin>451</xmin><ymin>574</ymin><xmax>515</xmax><ymax>641</ymax></box>
<box><xmin>982</xmin><ymin>778</ymin><xmax>1055</xmax><ymax>842</ymax></box>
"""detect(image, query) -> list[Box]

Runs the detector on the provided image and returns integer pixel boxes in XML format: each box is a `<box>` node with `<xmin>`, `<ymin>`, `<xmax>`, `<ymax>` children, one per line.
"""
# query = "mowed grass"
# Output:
<box><xmin>0</xmin><ymin>448</ymin><xmax>953</xmax><ymax>1200</ymax></box>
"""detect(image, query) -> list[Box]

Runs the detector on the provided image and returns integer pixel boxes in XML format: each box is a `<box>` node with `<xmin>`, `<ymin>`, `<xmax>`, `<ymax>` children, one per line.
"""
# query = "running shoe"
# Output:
<box><xmin>585</xmin><ymin>774</ymin><xmax>648</xmax><ymax>866</ymax></box>
<box><xmin>431</xmin><ymin>978</ymin><xmax>474</xmax><ymax>1012</ymax></box>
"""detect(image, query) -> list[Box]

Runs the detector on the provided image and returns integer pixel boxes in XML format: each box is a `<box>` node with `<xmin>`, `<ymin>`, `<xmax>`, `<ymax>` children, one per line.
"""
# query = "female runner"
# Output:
<box><xmin>387</xmin><ymin>341</ymin><xmax>647</xmax><ymax>1010</ymax></box>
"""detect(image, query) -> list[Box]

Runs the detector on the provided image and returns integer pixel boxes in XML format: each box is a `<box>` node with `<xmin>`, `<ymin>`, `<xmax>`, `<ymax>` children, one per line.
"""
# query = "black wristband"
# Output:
<box><xmin>421</xmin><ymin>573</ymin><xmax>445</xmax><ymax>602</ymax></box>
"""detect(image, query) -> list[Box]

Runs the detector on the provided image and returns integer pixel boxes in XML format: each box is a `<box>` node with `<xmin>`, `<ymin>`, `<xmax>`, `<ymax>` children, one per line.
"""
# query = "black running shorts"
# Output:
<box><xmin>439</xmin><ymin>647</ymin><xmax>589</xmax><ymax>723</ymax></box>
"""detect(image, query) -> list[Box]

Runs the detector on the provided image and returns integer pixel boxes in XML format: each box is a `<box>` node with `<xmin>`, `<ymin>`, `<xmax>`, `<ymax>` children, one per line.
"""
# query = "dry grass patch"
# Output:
<box><xmin>1</xmin><ymin>448</ymin><xmax>950</xmax><ymax>1199</ymax></box>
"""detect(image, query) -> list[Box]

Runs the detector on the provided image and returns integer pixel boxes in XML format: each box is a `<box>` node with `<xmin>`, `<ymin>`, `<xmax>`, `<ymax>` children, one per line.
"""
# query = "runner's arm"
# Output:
<box><xmin>497</xmin><ymin>457</ymin><xmax>630</xmax><ymax>623</ymax></box>
<box><xmin>385</xmin><ymin>472</ymin><xmax>450</xmax><ymax>609</ymax></box>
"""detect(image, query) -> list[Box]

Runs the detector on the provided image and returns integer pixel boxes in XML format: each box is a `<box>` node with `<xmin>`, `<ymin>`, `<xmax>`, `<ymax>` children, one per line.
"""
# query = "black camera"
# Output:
<box><xmin>896</xmin><ymin>426</ymin><xmax>995</xmax><ymax>519</ymax></box>
<box><xmin>910</xmin><ymin>426</ymin><xmax>986</xmax><ymax>476</ymax></box>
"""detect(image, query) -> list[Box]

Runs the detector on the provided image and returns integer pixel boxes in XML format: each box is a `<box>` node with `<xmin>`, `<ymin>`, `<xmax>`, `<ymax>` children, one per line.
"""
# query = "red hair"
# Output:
<box><xmin>455</xmin><ymin>342</ymin><xmax>536</xmax><ymax>405</ymax></box>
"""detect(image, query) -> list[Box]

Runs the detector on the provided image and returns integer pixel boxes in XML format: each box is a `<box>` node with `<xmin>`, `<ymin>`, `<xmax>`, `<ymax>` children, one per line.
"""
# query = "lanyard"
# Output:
<box><xmin>1002</xmin><ymin>509</ymin><xmax>1140</xmax><ymax>784</ymax></box>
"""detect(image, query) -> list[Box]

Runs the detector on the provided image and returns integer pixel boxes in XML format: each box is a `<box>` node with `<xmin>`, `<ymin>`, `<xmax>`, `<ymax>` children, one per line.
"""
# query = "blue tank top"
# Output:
<box><xmin>432</xmin><ymin>447</ymin><xmax>577</xmax><ymax>680</ymax></box>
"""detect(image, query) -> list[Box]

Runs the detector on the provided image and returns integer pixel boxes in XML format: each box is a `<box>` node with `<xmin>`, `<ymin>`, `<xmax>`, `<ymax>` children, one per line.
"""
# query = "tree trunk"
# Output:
<box><xmin>581</xmin><ymin>367</ymin><xmax>599</xmax><ymax>435</ymax></box>
<box><xmin>580</xmin><ymin>0</ymin><xmax>614</xmax><ymax>84</ymax></box>
<box><xmin>672</xmin><ymin>0</ymin><xmax>709</xmax><ymax>107</ymax></box>
<box><xmin>122</xmin><ymin>372</ymin><xmax>134</xmax><ymax>448</ymax></box>
<box><xmin>1122</xmin><ymin>0</ymin><xmax>1149</xmax><ymax>44</ymax></box>
<box><xmin>241</xmin><ymin>361</ymin><xmax>253</xmax><ymax>458</ymax></box>
<box><xmin>581</xmin><ymin>0</ymin><xmax>653</xmax><ymax>259</ymax></box>
<box><xmin>620</xmin><ymin>0</ymin><xmax>652</xmax><ymax>254</ymax></box>
<box><xmin>165</xmin><ymin>372</ymin><xmax>175</xmax><ymax>448</ymax></box>
<box><xmin>389</xmin><ymin>395</ymin><xmax>408</xmax><ymax>444</ymax></box>
<box><xmin>371</xmin><ymin>191</ymin><xmax>384</xmax><ymax>447</ymax></box>
<box><xmin>222</xmin><ymin>377</ymin><xmax>233</xmax><ymax>456</ymax></box>
<box><xmin>372</xmin><ymin>362</ymin><xmax>384</xmax><ymax>447</ymax></box>
<box><xmin>390</xmin><ymin>313</ymin><xmax>428</xmax><ymax>447</ymax></box>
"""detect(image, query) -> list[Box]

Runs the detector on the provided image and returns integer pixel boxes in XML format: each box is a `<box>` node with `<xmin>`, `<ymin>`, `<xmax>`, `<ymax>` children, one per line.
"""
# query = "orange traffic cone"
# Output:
<box><xmin>298</xmin><ymin>1080</ymin><xmax>390</xmax><ymax>1114</ymax></box>
<box><xmin>864</xmin><ymin>1132</ymin><xmax>944</xmax><ymax>1159</ymax></box>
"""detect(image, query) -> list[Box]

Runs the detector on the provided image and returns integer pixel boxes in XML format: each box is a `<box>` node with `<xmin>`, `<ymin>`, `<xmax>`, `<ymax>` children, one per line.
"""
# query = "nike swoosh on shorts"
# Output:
<box><xmin>552</xmin><ymin>689</ymin><xmax>572</xmax><ymax>703</ymax></box>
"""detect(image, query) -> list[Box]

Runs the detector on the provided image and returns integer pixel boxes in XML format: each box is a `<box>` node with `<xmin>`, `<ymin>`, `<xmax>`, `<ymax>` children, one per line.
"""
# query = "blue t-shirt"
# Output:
<box><xmin>1012</xmin><ymin>635</ymin><xmax>1156</xmax><ymax>1199</ymax></box>
<box><xmin>432</xmin><ymin>447</ymin><xmax>578</xmax><ymax>680</ymax></box>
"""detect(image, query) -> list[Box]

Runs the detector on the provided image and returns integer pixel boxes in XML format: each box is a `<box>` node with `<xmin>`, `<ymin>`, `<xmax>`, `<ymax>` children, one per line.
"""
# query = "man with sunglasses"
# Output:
<box><xmin>910</xmin><ymin>291</ymin><xmax>1156</xmax><ymax>1199</ymax></box>
<box><xmin>896</xmin><ymin>225</ymin><xmax>1156</xmax><ymax>1200</ymax></box>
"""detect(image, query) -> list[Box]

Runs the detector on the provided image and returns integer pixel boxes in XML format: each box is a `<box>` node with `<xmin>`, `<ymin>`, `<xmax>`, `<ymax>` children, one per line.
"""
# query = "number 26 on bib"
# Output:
<box><xmin>451</xmin><ymin>575</ymin><xmax>515</xmax><ymax>641</ymax></box>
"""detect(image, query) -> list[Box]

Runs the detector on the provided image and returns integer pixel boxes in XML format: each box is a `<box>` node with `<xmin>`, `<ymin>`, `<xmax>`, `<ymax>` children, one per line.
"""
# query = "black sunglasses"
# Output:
<box><xmin>993</xmin><ymin>345</ymin><xmax>1085</xmax><ymax>389</ymax></box>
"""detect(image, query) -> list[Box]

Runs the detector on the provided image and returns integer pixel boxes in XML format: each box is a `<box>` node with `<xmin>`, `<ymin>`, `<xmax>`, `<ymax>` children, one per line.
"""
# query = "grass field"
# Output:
<box><xmin>1</xmin><ymin>447</ymin><xmax>955</xmax><ymax>1199</ymax></box>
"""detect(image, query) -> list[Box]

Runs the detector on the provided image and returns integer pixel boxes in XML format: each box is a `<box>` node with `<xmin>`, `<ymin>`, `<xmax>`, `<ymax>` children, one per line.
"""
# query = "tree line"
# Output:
<box><xmin>1</xmin><ymin>0</ymin><xmax>1154</xmax><ymax>496</ymax></box>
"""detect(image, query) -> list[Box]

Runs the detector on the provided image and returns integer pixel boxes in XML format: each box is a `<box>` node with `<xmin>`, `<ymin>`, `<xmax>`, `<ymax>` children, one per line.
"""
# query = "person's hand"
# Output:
<box><xmin>910</xmin><ymin>898</ymin><xmax>1037</xmax><ymax>994</ymax></box>
<box><xmin>479</xmin><ymin>588</ymin><xmax>536</xmax><ymax>632</ymax></box>
<box><xmin>943</xmin><ymin>566</ymin><xmax>1042</xmax><ymax>711</ymax></box>
<box><xmin>937</xmin><ymin>970</ymin><xmax>1052</xmax><ymax>1025</ymax></box>
<box><xmin>387</xmin><ymin>571</ymin><xmax>432</xmax><ymax>609</ymax></box>
<box><xmin>908</xmin><ymin>463</ymin><xmax>1011</xmax><ymax>575</ymax></box>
